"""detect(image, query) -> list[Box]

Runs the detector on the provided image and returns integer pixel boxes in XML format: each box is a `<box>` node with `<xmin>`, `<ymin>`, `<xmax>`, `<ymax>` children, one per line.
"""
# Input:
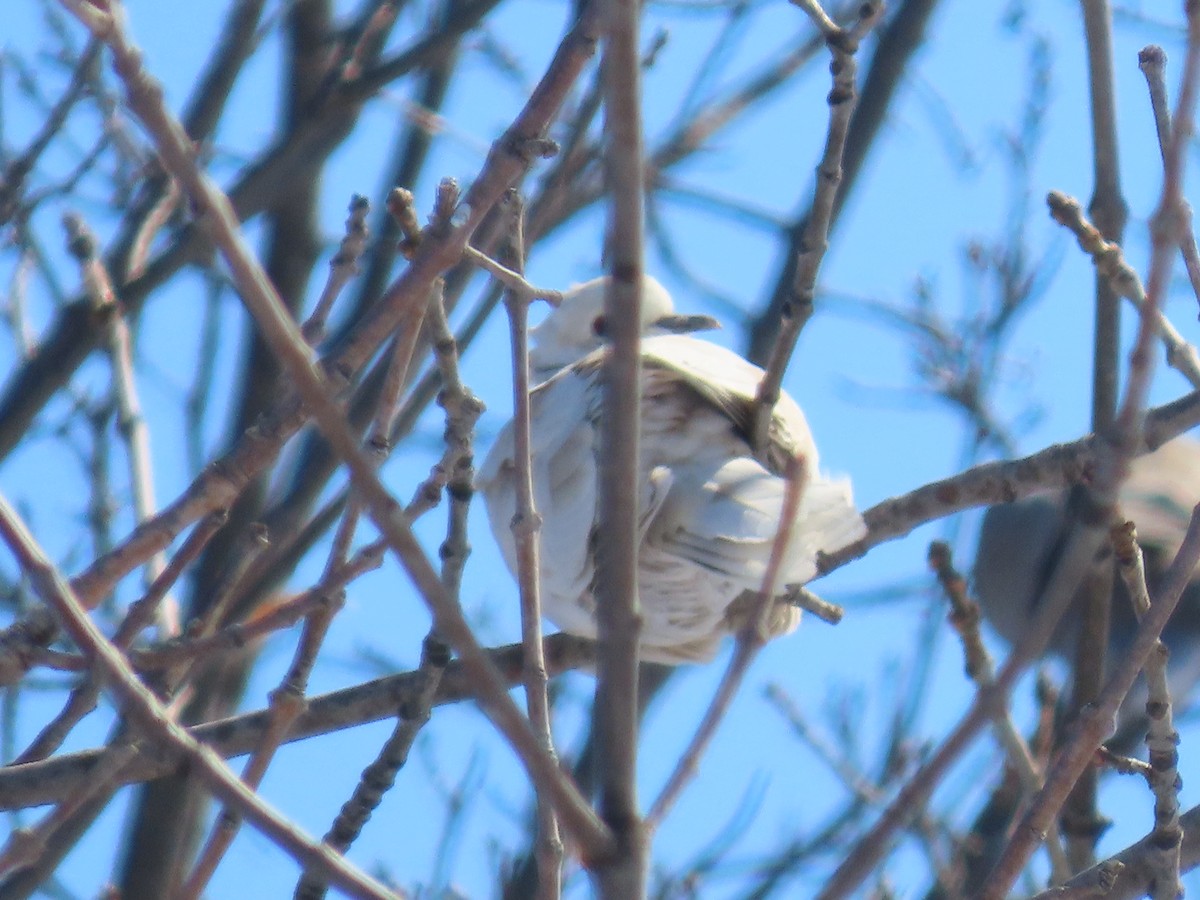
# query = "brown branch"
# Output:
<box><xmin>496</xmin><ymin>193</ymin><xmax>563</xmax><ymax>899</ymax></box>
<box><xmin>0</xmin><ymin>497</ymin><xmax>399</xmax><ymax>900</ymax></box>
<box><xmin>0</xmin><ymin>0</ymin><xmax>599</xmax><ymax>662</ymax></box>
<box><xmin>645</xmin><ymin>455</ymin><xmax>808</xmax><ymax>831</ymax></box>
<box><xmin>0</xmin><ymin>634</ymin><xmax>598</xmax><ymax>810</ymax></box>
<box><xmin>1110</xmin><ymin>522</ymin><xmax>1183</xmax><ymax>900</ymax></box>
<box><xmin>13</xmin><ymin>510</ymin><xmax>227</xmax><ymax>765</ymax></box>
<box><xmin>591</xmin><ymin>0</ymin><xmax>651</xmax><ymax>888</ymax></box>
<box><xmin>981</xmin><ymin>508</ymin><xmax>1200</xmax><ymax>899</ymax></box>
<box><xmin>1032</xmin><ymin>803</ymin><xmax>1200</xmax><ymax>900</ymax></box>
<box><xmin>1138</xmin><ymin>43</ymin><xmax>1200</xmax><ymax>316</ymax></box>
<box><xmin>294</xmin><ymin>637</ymin><xmax>450</xmax><ymax>900</ymax></box>
<box><xmin>748</xmin><ymin>0</ymin><xmax>943</xmax><ymax>363</ymax></box>
<box><xmin>1078</xmin><ymin>2</ymin><xmax>1130</xmax><ymax>847</ymax></box>
<box><xmin>301</xmin><ymin>195</ymin><xmax>372</xmax><ymax>345</ymax></box>
<box><xmin>132</xmin><ymin>543</ymin><xmax>383</xmax><ymax>673</ymax></box>
<box><xmin>819</xmin><ymin>389</ymin><xmax>1200</xmax><ymax>577</ymax></box>
<box><xmin>60</xmin><ymin>0</ymin><xmax>612</xmax><ymax>862</ymax></box>
<box><xmin>927</xmin><ymin>541</ymin><xmax>1070</xmax><ymax>883</ymax></box>
<box><xmin>818</xmin><ymin>465</ymin><xmax>1144</xmax><ymax>898</ymax></box>
<box><xmin>749</xmin><ymin>1</ymin><xmax>882</xmax><ymax>457</ymax></box>
<box><xmin>1048</xmin><ymin>191</ymin><xmax>1200</xmax><ymax>388</ymax></box>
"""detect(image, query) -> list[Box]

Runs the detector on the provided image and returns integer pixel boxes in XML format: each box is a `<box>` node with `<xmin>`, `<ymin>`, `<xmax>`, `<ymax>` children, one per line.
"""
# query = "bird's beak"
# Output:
<box><xmin>654</xmin><ymin>313</ymin><xmax>721</xmax><ymax>334</ymax></box>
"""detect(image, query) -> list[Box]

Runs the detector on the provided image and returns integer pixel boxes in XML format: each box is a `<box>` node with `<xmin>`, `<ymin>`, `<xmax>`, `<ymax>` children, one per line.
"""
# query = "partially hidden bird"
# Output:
<box><xmin>477</xmin><ymin>275</ymin><xmax>866</xmax><ymax>664</ymax></box>
<box><xmin>973</xmin><ymin>437</ymin><xmax>1200</xmax><ymax>749</ymax></box>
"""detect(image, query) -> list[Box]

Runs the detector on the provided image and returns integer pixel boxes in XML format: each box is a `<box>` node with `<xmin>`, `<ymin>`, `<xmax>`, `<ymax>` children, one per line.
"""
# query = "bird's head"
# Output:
<box><xmin>530</xmin><ymin>275</ymin><xmax>719</xmax><ymax>376</ymax></box>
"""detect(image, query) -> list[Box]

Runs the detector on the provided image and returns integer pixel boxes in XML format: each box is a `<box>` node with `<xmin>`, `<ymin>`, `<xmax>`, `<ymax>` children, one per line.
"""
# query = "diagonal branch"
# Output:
<box><xmin>0</xmin><ymin>635</ymin><xmax>599</xmax><ymax>810</ymax></box>
<box><xmin>0</xmin><ymin>498</ymin><xmax>400</xmax><ymax>900</ymax></box>
<box><xmin>750</xmin><ymin>1</ymin><xmax>883</xmax><ymax>457</ymax></box>
<box><xmin>59</xmin><ymin>0</ymin><xmax>613</xmax><ymax>860</ymax></box>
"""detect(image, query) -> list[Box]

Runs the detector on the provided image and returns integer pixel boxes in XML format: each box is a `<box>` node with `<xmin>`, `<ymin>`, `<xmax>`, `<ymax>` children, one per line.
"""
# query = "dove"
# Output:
<box><xmin>973</xmin><ymin>437</ymin><xmax>1200</xmax><ymax>749</ymax></box>
<box><xmin>477</xmin><ymin>275</ymin><xmax>866</xmax><ymax>664</ymax></box>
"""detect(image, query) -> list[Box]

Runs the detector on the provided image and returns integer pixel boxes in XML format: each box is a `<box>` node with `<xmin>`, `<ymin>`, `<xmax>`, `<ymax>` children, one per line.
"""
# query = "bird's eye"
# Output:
<box><xmin>591</xmin><ymin>315</ymin><xmax>607</xmax><ymax>336</ymax></box>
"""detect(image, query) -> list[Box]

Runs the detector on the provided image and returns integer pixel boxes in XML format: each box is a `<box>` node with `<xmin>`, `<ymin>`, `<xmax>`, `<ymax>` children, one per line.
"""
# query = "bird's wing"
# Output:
<box><xmin>477</xmin><ymin>369</ymin><xmax>601</xmax><ymax>612</ymax></box>
<box><xmin>639</xmin><ymin>334</ymin><xmax>816</xmax><ymax>473</ymax></box>
<box><xmin>972</xmin><ymin>494</ymin><xmax>1069</xmax><ymax>651</ymax></box>
<box><xmin>477</xmin><ymin>364</ymin><xmax>600</xmax><ymax>489</ymax></box>
<box><xmin>478</xmin><ymin>367</ymin><xmax>679</xmax><ymax>639</ymax></box>
<box><xmin>649</xmin><ymin>457</ymin><xmax>787</xmax><ymax>587</ymax></box>
<box><xmin>648</xmin><ymin>456</ymin><xmax>864</xmax><ymax>589</ymax></box>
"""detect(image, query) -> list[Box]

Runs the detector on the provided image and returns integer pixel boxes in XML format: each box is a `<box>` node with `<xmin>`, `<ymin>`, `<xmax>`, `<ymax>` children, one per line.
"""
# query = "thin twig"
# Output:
<box><xmin>180</xmin><ymin>581</ymin><xmax>344</xmax><ymax>897</ymax></box>
<box><xmin>13</xmin><ymin>510</ymin><xmax>228</xmax><ymax>765</ymax></box>
<box><xmin>56</xmin><ymin>0</ymin><xmax>614</xmax><ymax>859</ymax></box>
<box><xmin>64</xmin><ymin>212</ymin><xmax>179</xmax><ymax>638</ymax></box>
<box><xmin>1047</xmin><ymin>191</ymin><xmax>1200</xmax><ymax>389</ymax></box>
<box><xmin>1110</xmin><ymin>522</ymin><xmax>1182</xmax><ymax>900</ymax></box>
<box><xmin>1138</xmin><ymin>44</ymin><xmax>1200</xmax><ymax>309</ymax></box>
<box><xmin>0</xmin><ymin>496</ymin><xmax>400</xmax><ymax>900</ymax></box>
<box><xmin>1080</xmin><ymin>0</ymin><xmax>1126</xmax><ymax>429</ymax></box>
<box><xmin>464</xmin><ymin>243</ymin><xmax>561</xmax><ymax>305</ymax></box>
<box><xmin>819</xmin><ymin>389</ymin><xmax>1200</xmax><ymax>576</ymax></box>
<box><xmin>763</xmin><ymin>683</ymin><xmax>882</xmax><ymax>805</ymax></box>
<box><xmin>927</xmin><ymin>541</ymin><xmax>1070</xmax><ymax>883</ymax></box>
<box><xmin>125</xmin><ymin>177</ymin><xmax>182</xmax><ymax>281</ymax></box>
<box><xmin>750</xmin><ymin>1</ymin><xmax>883</xmax><ymax>456</ymax></box>
<box><xmin>132</xmin><ymin>543</ymin><xmax>383</xmax><ymax>671</ymax></box>
<box><xmin>301</xmin><ymin>195</ymin><xmax>371</xmax><ymax>344</ymax></box>
<box><xmin>497</xmin><ymin>191</ymin><xmax>563</xmax><ymax>899</ymax></box>
<box><xmin>0</xmin><ymin>38</ymin><xmax>102</xmax><ymax>225</ymax></box>
<box><xmin>980</xmin><ymin>509</ymin><xmax>1200</xmax><ymax>899</ymax></box>
<box><xmin>762</xmin><ymin>682</ymin><xmax>956</xmax><ymax>894</ymax></box>
<box><xmin>645</xmin><ymin>455</ymin><xmax>808</xmax><ymax>830</ymax></box>
<box><xmin>163</xmin><ymin>524</ymin><xmax>271</xmax><ymax>690</ymax></box>
<box><xmin>0</xmin><ymin>634</ymin><xmax>599</xmax><ymax>811</ymax></box>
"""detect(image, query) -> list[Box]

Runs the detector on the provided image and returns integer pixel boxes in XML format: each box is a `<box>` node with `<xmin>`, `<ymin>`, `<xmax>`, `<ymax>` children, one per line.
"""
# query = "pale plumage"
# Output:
<box><xmin>478</xmin><ymin>275</ymin><xmax>865</xmax><ymax>664</ymax></box>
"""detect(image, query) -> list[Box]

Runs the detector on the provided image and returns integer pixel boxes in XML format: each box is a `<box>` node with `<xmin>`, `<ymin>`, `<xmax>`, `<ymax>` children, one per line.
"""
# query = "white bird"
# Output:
<box><xmin>477</xmin><ymin>275</ymin><xmax>866</xmax><ymax>664</ymax></box>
